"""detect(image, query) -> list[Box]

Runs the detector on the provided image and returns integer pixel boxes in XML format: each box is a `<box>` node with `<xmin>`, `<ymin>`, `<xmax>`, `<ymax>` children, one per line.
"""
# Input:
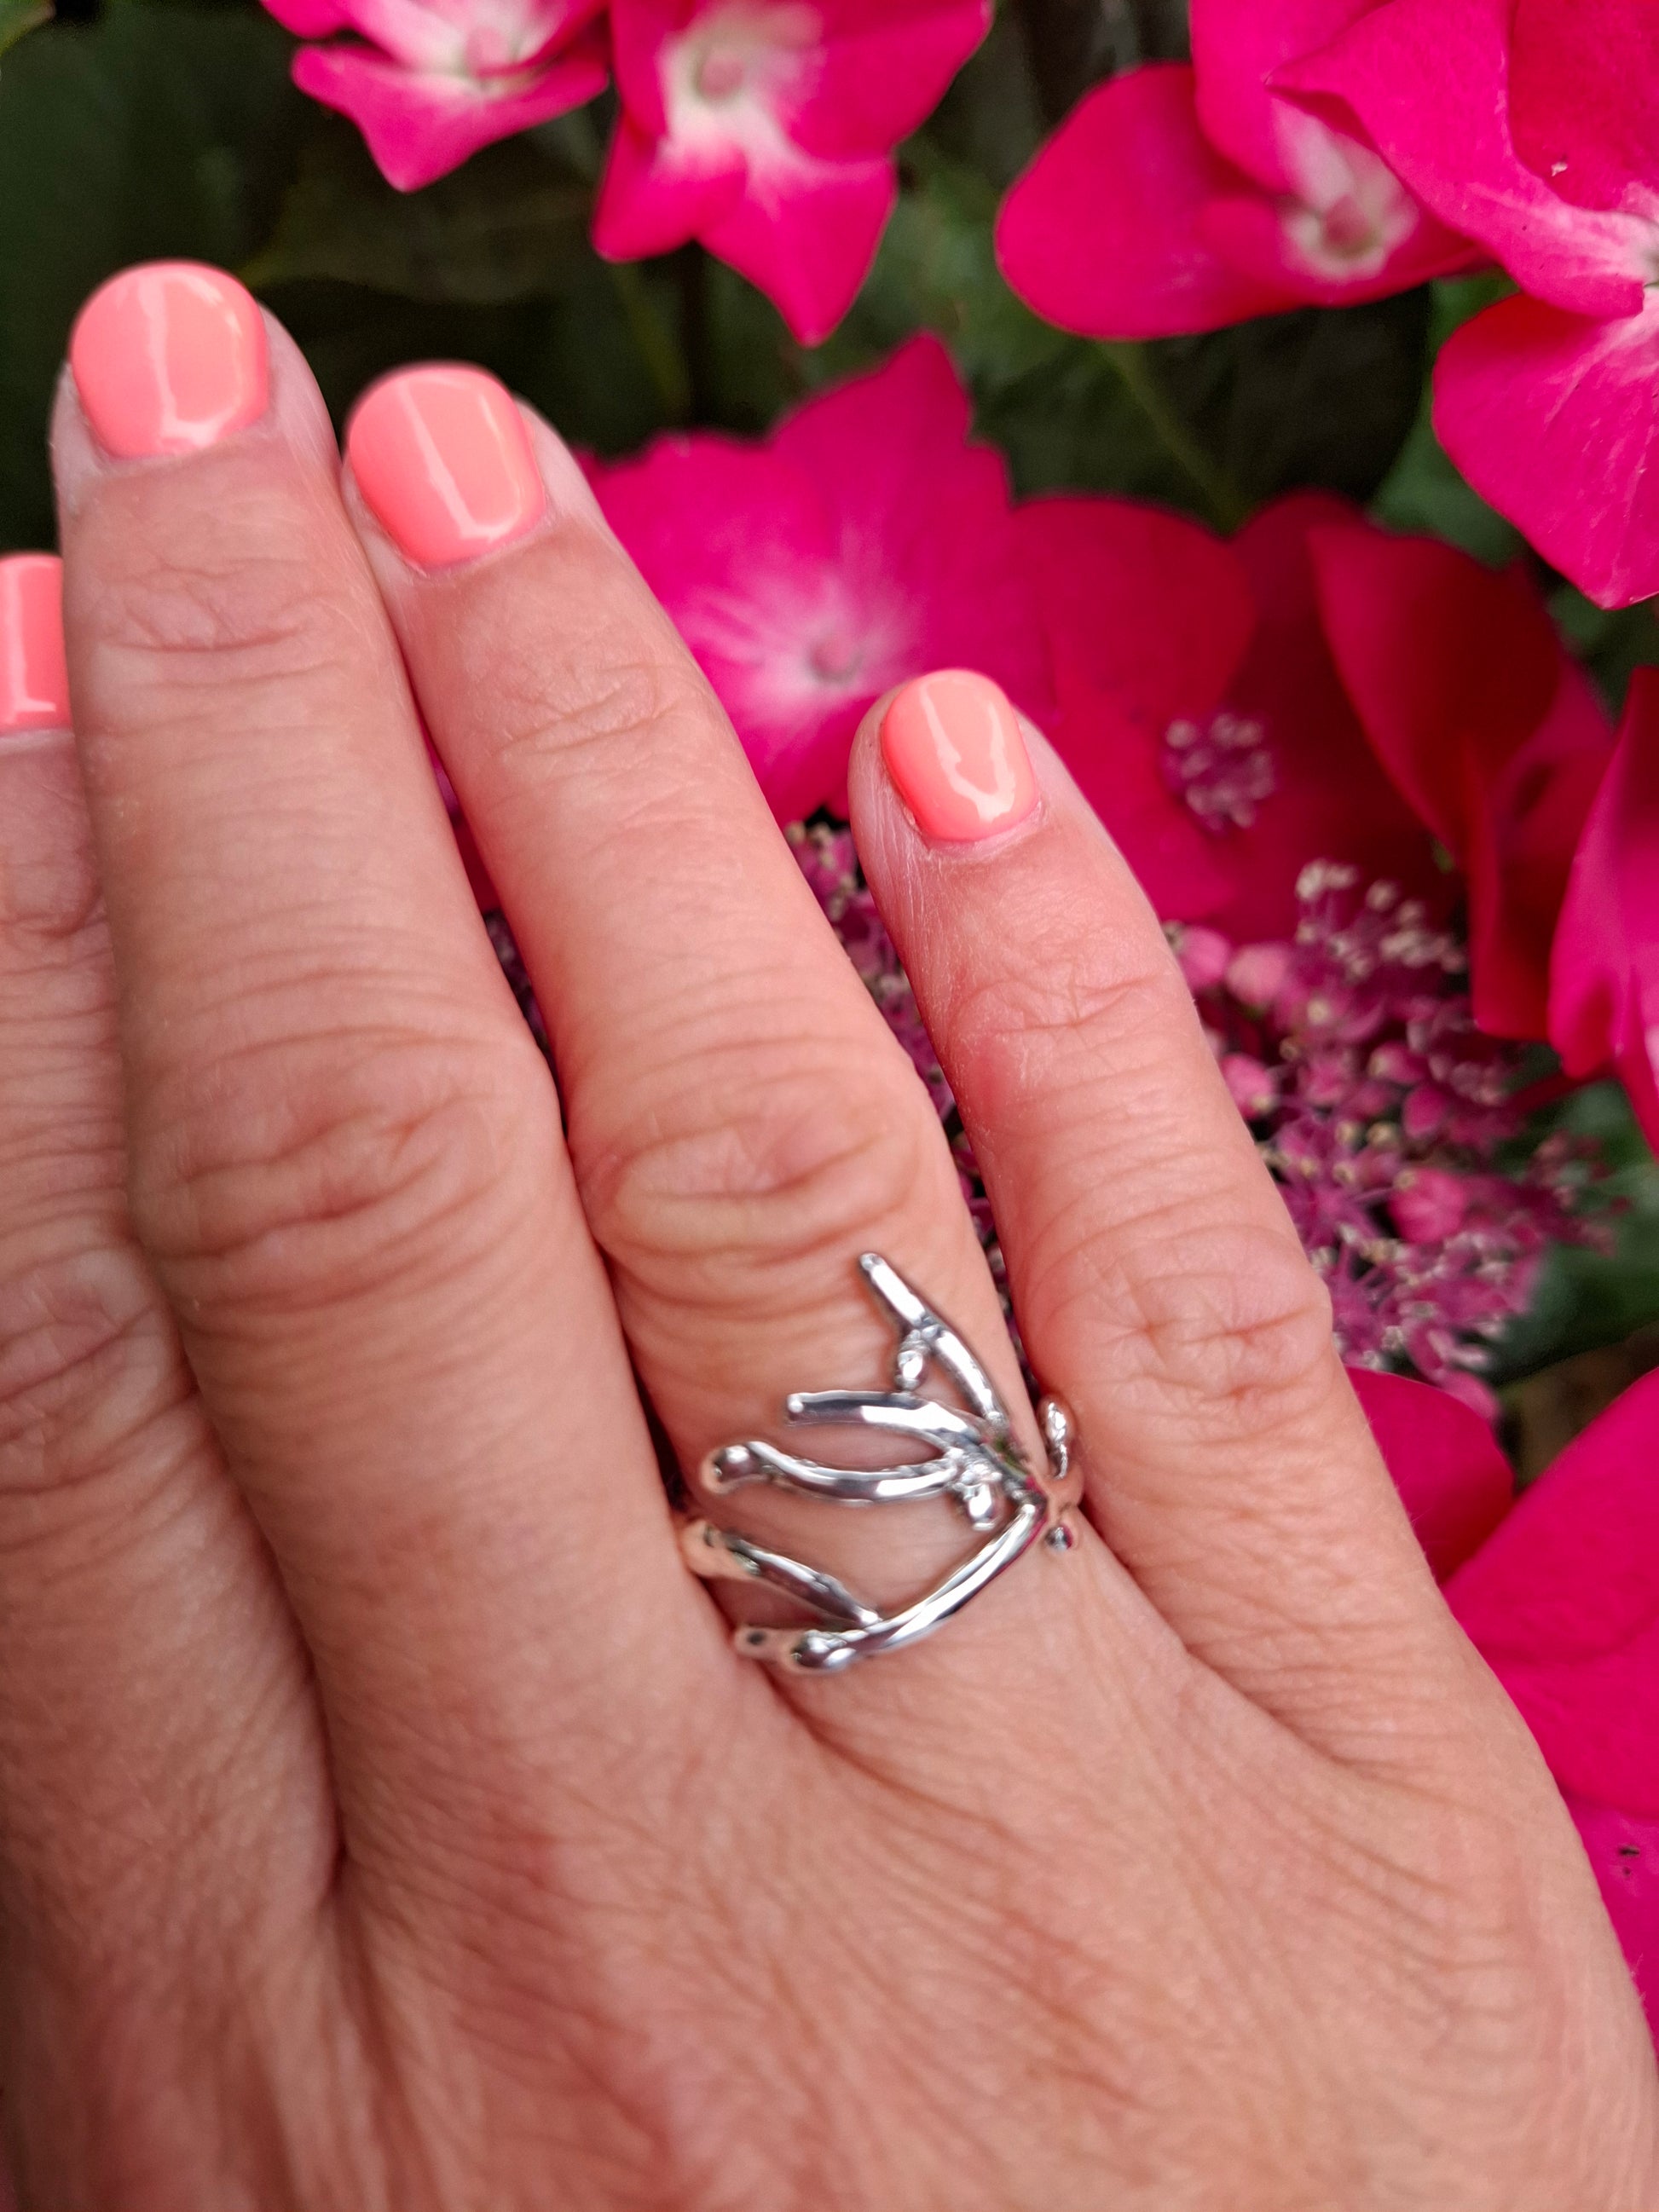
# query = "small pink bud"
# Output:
<box><xmin>1225</xmin><ymin>940</ymin><xmax>1292</xmax><ymax>1008</ymax></box>
<box><xmin>1174</xmin><ymin>924</ymin><xmax>1232</xmax><ymax>991</ymax></box>
<box><xmin>1222</xmin><ymin>1053</ymin><xmax>1278</xmax><ymax>1117</ymax></box>
<box><xmin>1393</xmin><ymin>1166</ymin><xmax>1471</xmax><ymax>1243</ymax></box>
<box><xmin>1402</xmin><ymin>1083</ymin><xmax>1451</xmax><ymax>1141</ymax></box>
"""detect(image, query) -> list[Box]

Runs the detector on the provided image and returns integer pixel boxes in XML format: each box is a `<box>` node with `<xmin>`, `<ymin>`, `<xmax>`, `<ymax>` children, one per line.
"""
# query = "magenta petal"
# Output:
<box><xmin>1565</xmin><ymin>1794</ymin><xmax>1659</xmax><ymax>2041</ymax></box>
<box><xmin>592</xmin><ymin>109</ymin><xmax>745</xmax><ymax>263</ymax></box>
<box><xmin>996</xmin><ymin>65</ymin><xmax>1304</xmax><ymax>338</ymax></box>
<box><xmin>1435</xmin><ymin>292</ymin><xmax>1659</xmax><ymax>612</ymax></box>
<box><xmin>1280</xmin><ymin>0</ymin><xmax>1650</xmax><ymax>318</ymax></box>
<box><xmin>699</xmin><ymin>153</ymin><xmax>895</xmax><ymax>346</ymax></box>
<box><xmin>784</xmin><ymin>0</ymin><xmax>992</xmax><ymax>160</ymax></box>
<box><xmin>1460</xmin><ymin>667</ymin><xmax>1611</xmax><ymax>1041</ymax></box>
<box><xmin>1348</xmin><ymin>1365</ymin><xmax>1512</xmax><ymax>1581</ymax></box>
<box><xmin>1190</xmin><ymin>0</ymin><xmax>1383</xmax><ymax>190</ymax></box>
<box><xmin>292</xmin><ymin>40</ymin><xmax>607</xmax><ymax>192</ymax></box>
<box><xmin>1510</xmin><ymin>0</ymin><xmax>1659</xmax><ymax>212</ymax></box>
<box><xmin>1550</xmin><ymin>669</ymin><xmax>1659</xmax><ymax>1148</ymax></box>
<box><xmin>262</xmin><ymin>0</ymin><xmax>350</xmax><ymax>35</ymax></box>
<box><xmin>1012</xmin><ymin>494</ymin><xmax>1254</xmax><ymax>725</ymax></box>
<box><xmin>1308</xmin><ymin>522</ymin><xmax>1560</xmax><ymax>853</ymax></box>
<box><xmin>1448</xmin><ymin>1367</ymin><xmax>1659</xmax><ymax>1817</ymax></box>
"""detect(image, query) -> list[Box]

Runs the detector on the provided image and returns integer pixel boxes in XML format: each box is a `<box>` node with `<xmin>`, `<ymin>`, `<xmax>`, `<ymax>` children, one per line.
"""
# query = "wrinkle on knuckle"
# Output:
<box><xmin>578</xmin><ymin>1042</ymin><xmax>944</xmax><ymax>1291</ymax></box>
<box><xmin>0</xmin><ymin>1239</ymin><xmax>188</xmax><ymax>1495</ymax></box>
<box><xmin>130</xmin><ymin>1025</ymin><xmax>550</xmax><ymax>1322</ymax></box>
<box><xmin>950</xmin><ymin>949</ymin><xmax>1188</xmax><ymax>1121</ymax></box>
<box><xmin>486</xmin><ymin>643</ymin><xmax>715</xmax><ymax>801</ymax></box>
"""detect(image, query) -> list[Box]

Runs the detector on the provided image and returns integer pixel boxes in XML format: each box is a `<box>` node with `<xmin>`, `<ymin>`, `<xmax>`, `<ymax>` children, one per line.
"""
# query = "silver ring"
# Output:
<box><xmin>679</xmin><ymin>1253</ymin><xmax>1084</xmax><ymax>1673</ymax></box>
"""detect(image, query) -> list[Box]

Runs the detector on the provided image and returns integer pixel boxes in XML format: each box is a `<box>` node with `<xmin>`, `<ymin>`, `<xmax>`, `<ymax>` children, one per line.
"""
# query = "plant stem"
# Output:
<box><xmin>1102</xmin><ymin>341</ymin><xmax>1248</xmax><ymax>531</ymax></box>
<box><xmin>609</xmin><ymin>259</ymin><xmax>692</xmax><ymax>424</ymax></box>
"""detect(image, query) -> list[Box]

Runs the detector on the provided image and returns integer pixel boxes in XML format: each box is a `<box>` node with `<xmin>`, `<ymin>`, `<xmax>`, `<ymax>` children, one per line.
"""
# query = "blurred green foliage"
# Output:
<box><xmin>0</xmin><ymin>0</ymin><xmax>1654</xmax><ymax>1381</ymax></box>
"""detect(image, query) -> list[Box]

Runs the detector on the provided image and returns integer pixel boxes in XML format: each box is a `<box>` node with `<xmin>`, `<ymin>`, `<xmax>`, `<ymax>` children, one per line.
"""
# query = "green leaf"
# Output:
<box><xmin>0</xmin><ymin>0</ymin><xmax>51</xmax><ymax>66</ymax></box>
<box><xmin>1488</xmin><ymin>1082</ymin><xmax>1659</xmax><ymax>1382</ymax></box>
<box><xmin>0</xmin><ymin>0</ymin><xmax>303</xmax><ymax>549</ymax></box>
<box><xmin>243</xmin><ymin>121</ymin><xmax>595</xmax><ymax>306</ymax></box>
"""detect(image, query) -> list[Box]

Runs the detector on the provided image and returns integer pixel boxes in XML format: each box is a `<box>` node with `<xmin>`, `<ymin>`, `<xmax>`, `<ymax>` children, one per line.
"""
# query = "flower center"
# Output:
<box><xmin>808</xmin><ymin>628</ymin><xmax>863</xmax><ymax>684</ymax></box>
<box><xmin>1161</xmin><ymin>710</ymin><xmax>1276</xmax><ymax>832</ymax></box>
<box><xmin>695</xmin><ymin>47</ymin><xmax>749</xmax><ymax>101</ymax></box>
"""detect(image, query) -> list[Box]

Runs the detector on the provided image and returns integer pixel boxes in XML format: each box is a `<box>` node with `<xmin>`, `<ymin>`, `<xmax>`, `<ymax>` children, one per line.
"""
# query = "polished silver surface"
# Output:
<box><xmin>680</xmin><ymin>1253</ymin><xmax>1083</xmax><ymax>1672</ymax></box>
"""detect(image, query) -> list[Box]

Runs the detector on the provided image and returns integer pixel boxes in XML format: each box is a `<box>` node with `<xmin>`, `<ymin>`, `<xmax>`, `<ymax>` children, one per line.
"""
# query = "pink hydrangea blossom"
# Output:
<box><xmin>592</xmin><ymin>0</ymin><xmax>991</xmax><ymax>344</ymax></box>
<box><xmin>1356</xmin><ymin>1364</ymin><xmax>1659</xmax><ymax>2040</ymax></box>
<box><xmin>1280</xmin><ymin>0</ymin><xmax>1659</xmax><ymax>606</ymax></box>
<box><xmin>994</xmin><ymin>0</ymin><xmax>1477</xmax><ymax>338</ymax></box>
<box><xmin>1171</xmin><ymin>863</ymin><xmax>1610</xmax><ymax>1415</ymax></box>
<box><xmin>267</xmin><ymin>0</ymin><xmax>610</xmax><ymax>191</ymax></box>
<box><xmin>1550</xmin><ymin>669</ymin><xmax>1659</xmax><ymax>1153</ymax></box>
<box><xmin>589</xmin><ymin>334</ymin><xmax>1051</xmax><ymax>822</ymax></box>
<box><xmin>1011</xmin><ymin>489</ymin><xmax>1448</xmax><ymax>944</ymax></box>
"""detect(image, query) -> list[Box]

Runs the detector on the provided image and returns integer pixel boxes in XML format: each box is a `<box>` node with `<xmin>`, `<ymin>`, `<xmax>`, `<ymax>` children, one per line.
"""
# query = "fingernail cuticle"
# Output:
<box><xmin>69</xmin><ymin>263</ymin><xmax>268</xmax><ymax>461</ymax></box>
<box><xmin>0</xmin><ymin>555</ymin><xmax>70</xmax><ymax>736</ymax></box>
<box><xmin>346</xmin><ymin>367</ymin><xmax>546</xmax><ymax>572</ymax></box>
<box><xmin>882</xmin><ymin>671</ymin><xmax>1038</xmax><ymax>845</ymax></box>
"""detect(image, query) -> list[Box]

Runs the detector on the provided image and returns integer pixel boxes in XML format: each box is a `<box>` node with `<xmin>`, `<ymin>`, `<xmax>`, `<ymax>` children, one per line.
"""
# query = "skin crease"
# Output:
<box><xmin>0</xmin><ymin>293</ymin><xmax>1652</xmax><ymax>2211</ymax></box>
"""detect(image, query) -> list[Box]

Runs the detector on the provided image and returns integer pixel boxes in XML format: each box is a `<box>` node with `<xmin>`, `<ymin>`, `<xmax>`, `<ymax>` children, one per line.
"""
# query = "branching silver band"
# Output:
<box><xmin>679</xmin><ymin>1253</ymin><xmax>1083</xmax><ymax>1673</ymax></box>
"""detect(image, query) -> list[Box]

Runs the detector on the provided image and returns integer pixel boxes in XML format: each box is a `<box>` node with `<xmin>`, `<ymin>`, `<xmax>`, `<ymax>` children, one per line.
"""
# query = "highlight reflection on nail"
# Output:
<box><xmin>881</xmin><ymin>670</ymin><xmax>1038</xmax><ymax>844</ymax></box>
<box><xmin>346</xmin><ymin>366</ymin><xmax>546</xmax><ymax>571</ymax></box>
<box><xmin>0</xmin><ymin>555</ymin><xmax>70</xmax><ymax>736</ymax></box>
<box><xmin>69</xmin><ymin>263</ymin><xmax>268</xmax><ymax>460</ymax></box>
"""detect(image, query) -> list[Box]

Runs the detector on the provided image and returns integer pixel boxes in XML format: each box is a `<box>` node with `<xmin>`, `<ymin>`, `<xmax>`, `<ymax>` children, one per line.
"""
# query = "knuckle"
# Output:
<box><xmin>0</xmin><ymin>1239</ymin><xmax>185</xmax><ymax>1496</ymax></box>
<box><xmin>951</xmin><ymin>954</ymin><xmax>1193</xmax><ymax>1126</ymax></box>
<box><xmin>78</xmin><ymin>480</ymin><xmax>372</xmax><ymax>728</ymax></box>
<box><xmin>130</xmin><ymin>1019</ymin><xmax>552</xmax><ymax>1323</ymax></box>
<box><xmin>576</xmin><ymin>1034</ymin><xmax>947</xmax><ymax>1294</ymax></box>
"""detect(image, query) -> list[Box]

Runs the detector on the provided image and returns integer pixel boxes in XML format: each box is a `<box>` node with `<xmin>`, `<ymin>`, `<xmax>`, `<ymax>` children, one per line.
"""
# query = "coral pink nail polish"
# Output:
<box><xmin>0</xmin><ymin>556</ymin><xmax>70</xmax><ymax>735</ymax></box>
<box><xmin>69</xmin><ymin>263</ymin><xmax>268</xmax><ymax>459</ymax></box>
<box><xmin>881</xmin><ymin>670</ymin><xmax>1038</xmax><ymax>842</ymax></box>
<box><xmin>346</xmin><ymin>366</ymin><xmax>545</xmax><ymax>570</ymax></box>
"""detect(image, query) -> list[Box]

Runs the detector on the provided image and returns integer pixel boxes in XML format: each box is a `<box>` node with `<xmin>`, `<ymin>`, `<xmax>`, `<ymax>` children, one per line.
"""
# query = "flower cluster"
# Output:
<box><xmin>264</xmin><ymin>0</ymin><xmax>990</xmax><ymax>343</ymax></box>
<box><xmin>997</xmin><ymin>0</ymin><xmax>1659</xmax><ymax>608</ymax></box>
<box><xmin>1173</xmin><ymin>864</ymin><xmax>1610</xmax><ymax>1418</ymax></box>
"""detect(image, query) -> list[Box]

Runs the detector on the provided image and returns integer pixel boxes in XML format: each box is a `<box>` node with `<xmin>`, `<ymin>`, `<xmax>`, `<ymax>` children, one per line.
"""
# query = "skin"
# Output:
<box><xmin>0</xmin><ymin>304</ymin><xmax>1654</xmax><ymax>2212</ymax></box>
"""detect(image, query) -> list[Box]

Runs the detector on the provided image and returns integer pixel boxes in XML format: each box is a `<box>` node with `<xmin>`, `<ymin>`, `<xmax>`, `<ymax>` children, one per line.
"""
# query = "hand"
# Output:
<box><xmin>0</xmin><ymin>262</ymin><xmax>1654</xmax><ymax>2212</ymax></box>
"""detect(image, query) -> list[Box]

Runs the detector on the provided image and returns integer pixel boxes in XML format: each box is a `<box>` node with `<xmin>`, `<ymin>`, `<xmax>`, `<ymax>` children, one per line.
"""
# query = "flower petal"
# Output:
<box><xmin>262</xmin><ymin>0</ymin><xmax>351</xmax><ymax>36</ymax></box>
<box><xmin>1550</xmin><ymin>667</ymin><xmax>1659</xmax><ymax>1147</ymax></box>
<box><xmin>1348</xmin><ymin>1364</ymin><xmax>1512</xmax><ymax>1581</ymax></box>
<box><xmin>1509</xmin><ymin>0</ymin><xmax>1659</xmax><ymax>214</ymax></box>
<box><xmin>996</xmin><ymin>64</ymin><xmax>1304</xmax><ymax>338</ymax></box>
<box><xmin>1447</xmin><ymin>1366</ymin><xmax>1659</xmax><ymax>1817</ymax></box>
<box><xmin>698</xmin><ymin>149</ymin><xmax>895</xmax><ymax>344</ymax></box>
<box><xmin>778</xmin><ymin>0</ymin><xmax>992</xmax><ymax>161</ymax></box>
<box><xmin>292</xmin><ymin>37</ymin><xmax>607</xmax><ymax>192</ymax></box>
<box><xmin>1434</xmin><ymin>292</ymin><xmax>1659</xmax><ymax>611</ymax></box>
<box><xmin>1190</xmin><ymin>0</ymin><xmax>1383</xmax><ymax>190</ymax></box>
<box><xmin>1564</xmin><ymin>1794</ymin><xmax>1659</xmax><ymax>2042</ymax></box>
<box><xmin>1280</xmin><ymin>0</ymin><xmax>1651</xmax><ymax>317</ymax></box>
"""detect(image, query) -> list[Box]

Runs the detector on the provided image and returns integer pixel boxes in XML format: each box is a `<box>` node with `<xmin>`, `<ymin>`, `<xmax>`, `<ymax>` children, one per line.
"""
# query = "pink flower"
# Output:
<box><xmin>994</xmin><ymin>0</ymin><xmax>1477</xmax><ymax>339</ymax></box>
<box><xmin>589</xmin><ymin>334</ymin><xmax>1051</xmax><ymax>822</ymax></box>
<box><xmin>1012</xmin><ymin>489</ymin><xmax>1446</xmax><ymax>944</ymax></box>
<box><xmin>592</xmin><ymin>0</ymin><xmax>991</xmax><ymax>344</ymax></box>
<box><xmin>1551</xmin><ymin>669</ymin><xmax>1659</xmax><ymax>1152</ymax></box>
<box><xmin>1357</xmin><ymin>1364</ymin><xmax>1659</xmax><ymax>2040</ymax></box>
<box><xmin>267</xmin><ymin>0</ymin><xmax>609</xmax><ymax>189</ymax></box>
<box><xmin>1280</xmin><ymin>0</ymin><xmax>1659</xmax><ymax>607</ymax></box>
<box><xmin>1307</xmin><ymin>521</ymin><xmax>1613</xmax><ymax>1040</ymax></box>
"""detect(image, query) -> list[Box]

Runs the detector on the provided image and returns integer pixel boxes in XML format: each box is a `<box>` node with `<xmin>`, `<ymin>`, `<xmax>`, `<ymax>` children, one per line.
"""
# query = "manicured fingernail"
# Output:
<box><xmin>881</xmin><ymin>670</ymin><xmax>1038</xmax><ymax>843</ymax></box>
<box><xmin>69</xmin><ymin>263</ymin><xmax>267</xmax><ymax>459</ymax></box>
<box><xmin>346</xmin><ymin>365</ymin><xmax>545</xmax><ymax>570</ymax></box>
<box><xmin>0</xmin><ymin>556</ymin><xmax>70</xmax><ymax>736</ymax></box>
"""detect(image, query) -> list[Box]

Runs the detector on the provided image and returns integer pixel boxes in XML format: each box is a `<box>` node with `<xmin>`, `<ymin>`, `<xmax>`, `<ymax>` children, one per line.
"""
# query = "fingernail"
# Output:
<box><xmin>69</xmin><ymin>263</ymin><xmax>268</xmax><ymax>459</ymax></box>
<box><xmin>881</xmin><ymin>671</ymin><xmax>1038</xmax><ymax>843</ymax></box>
<box><xmin>346</xmin><ymin>365</ymin><xmax>545</xmax><ymax>570</ymax></box>
<box><xmin>0</xmin><ymin>556</ymin><xmax>70</xmax><ymax>736</ymax></box>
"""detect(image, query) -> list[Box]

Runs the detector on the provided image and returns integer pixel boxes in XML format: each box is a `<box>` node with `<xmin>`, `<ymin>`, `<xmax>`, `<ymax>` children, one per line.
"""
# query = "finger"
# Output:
<box><xmin>0</xmin><ymin>556</ymin><xmax>332</xmax><ymax>2162</ymax></box>
<box><xmin>340</xmin><ymin>369</ymin><xmax>1145</xmax><ymax>1731</ymax></box>
<box><xmin>52</xmin><ymin>267</ymin><xmax>724</xmax><ymax>1874</ymax></box>
<box><xmin>850</xmin><ymin>671</ymin><xmax>1465</xmax><ymax>1749</ymax></box>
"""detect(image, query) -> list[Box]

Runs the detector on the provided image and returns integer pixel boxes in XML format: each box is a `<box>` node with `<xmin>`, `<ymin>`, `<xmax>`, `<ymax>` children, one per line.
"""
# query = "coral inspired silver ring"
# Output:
<box><xmin>679</xmin><ymin>1253</ymin><xmax>1084</xmax><ymax>1673</ymax></box>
